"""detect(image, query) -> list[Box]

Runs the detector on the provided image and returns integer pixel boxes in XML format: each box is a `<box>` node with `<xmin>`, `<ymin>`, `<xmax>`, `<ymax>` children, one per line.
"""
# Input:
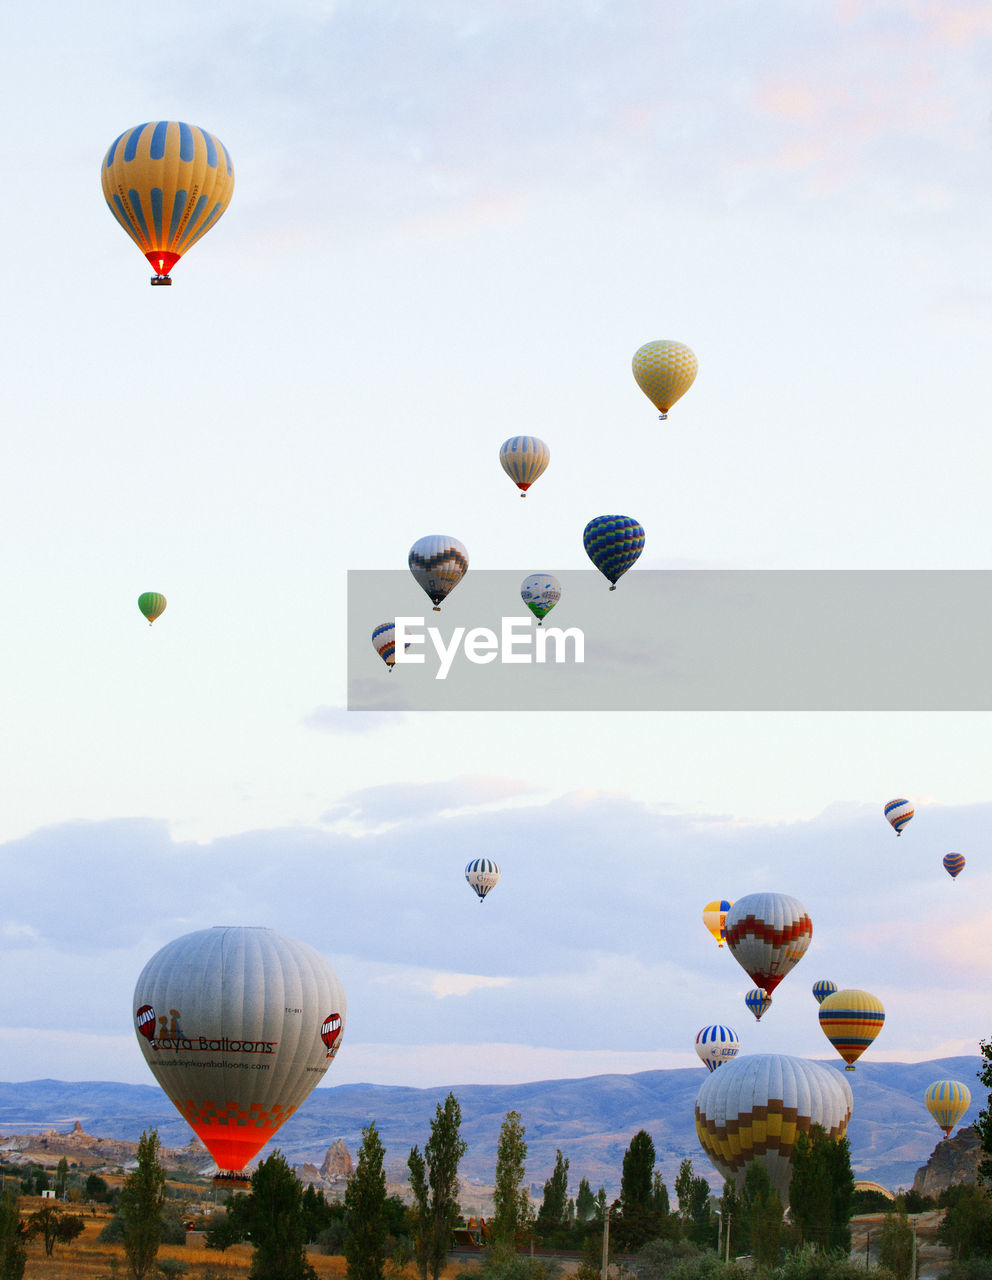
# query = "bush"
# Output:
<box><xmin>772</xmin><ymin>1244</ymin><xmax>896</xmax><ymax>1280</ymax></box>
<box><xmin>157</xmin><ymin>1261</ymin><xmax>188</xmax><ymax>1277</ymax></box>
<box><xmin>947</xmin><ymin>1262</ymin><xmax>992</xmax><ymax>1280</ymax></box>
<box><xmin>457</xmin><ymin>1253</ymin><xmax>563</xmax><ymax>1280</ymax></box>
<box><xmin>629</xmin><ymin>1238</ymin><xmax>704</xmax><ymax>1280</ymax></box>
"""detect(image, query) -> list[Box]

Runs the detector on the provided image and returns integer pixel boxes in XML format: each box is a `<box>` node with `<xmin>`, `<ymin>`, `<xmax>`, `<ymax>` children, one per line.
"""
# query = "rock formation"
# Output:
<box><xmin>911</xmin><ymin>1124</ymin><xmax>982</xmax><ymax>1198</ymax></box>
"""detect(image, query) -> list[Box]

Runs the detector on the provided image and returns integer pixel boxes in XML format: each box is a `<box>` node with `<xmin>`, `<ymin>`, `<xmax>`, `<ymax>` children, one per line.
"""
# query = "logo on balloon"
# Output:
<box><xmin>321</xmin><ymin>1013</ymin><xmax>343</xmax><ymax>1057</ymax></box>
<box><xmin>136</xmin><ymin>1005</ymin><xmax>156</xmax><ymax>1043</ymax></box>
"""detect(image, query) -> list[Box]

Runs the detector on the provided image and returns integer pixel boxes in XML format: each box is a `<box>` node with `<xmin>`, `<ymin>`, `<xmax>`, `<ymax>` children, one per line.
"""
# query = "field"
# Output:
<box><xmin>16</xmin><ymin>1199</ymin><xmax>467</xmax><ymax>1280</ymax></box>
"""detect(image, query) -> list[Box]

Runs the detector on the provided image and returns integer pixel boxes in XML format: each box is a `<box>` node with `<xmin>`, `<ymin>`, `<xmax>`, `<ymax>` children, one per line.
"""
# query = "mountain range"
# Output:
<box><xmin>0</xmin><ymin>1056</ymin><xmax>985</xmax><ymax>1198</ymax></box>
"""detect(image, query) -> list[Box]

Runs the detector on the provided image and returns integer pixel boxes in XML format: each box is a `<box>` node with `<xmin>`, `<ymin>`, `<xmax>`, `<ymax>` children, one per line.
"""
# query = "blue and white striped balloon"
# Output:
<box><xmin>465</xmin><ymin>858</ymin><xmax>500</xmax><ymax>902</ymax></box>
<box><xmin>695</xmin><ymin>1025</ymin><xmax>740</xmax><ymax>1072</ymax></box>
<box><xmin>499</xmin><ymin>436</ymin><xmax>550</xmax><ymax>495</ymax></box>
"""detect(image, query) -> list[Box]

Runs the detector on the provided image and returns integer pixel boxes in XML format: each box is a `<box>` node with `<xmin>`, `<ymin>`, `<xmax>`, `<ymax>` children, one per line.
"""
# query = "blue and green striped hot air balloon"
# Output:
<box><xmin>583</xmin><ymin>515</ymin><xmax>645</xmax><ymax>590</ymax></box>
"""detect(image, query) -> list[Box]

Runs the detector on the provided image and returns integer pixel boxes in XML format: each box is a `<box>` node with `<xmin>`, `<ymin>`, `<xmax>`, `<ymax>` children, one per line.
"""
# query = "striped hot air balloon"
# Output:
<box><xmin>818</xmin><ymin>988</ymin><xmax>885</xmax><ymax>1070</ymax></box>
<box><xmin>583</xmin><ymin>515</ymin><xmax>645</xmax><ymax>590</ymax></box>
<box><xmin>745</xmin><ymin>988</ymin><xmax>771</xmax><ymax>1022</ymax></box>
<box><xmin>695</xmin><ymin>1053</ymin><xmax>853</xmax><ymax>1206</ymax></box>
<box><xmin>725</xmin><ymin>893</ymin><xmax>812</xmax><ymax>996</ymax></box>
<box><xmin>465</xmin><ymin>858</ymin><xmax>500</xmax><ymax>902</ymax></box>
<box><xmin>695</xmin><ymin>1025</ymin><xmax>740</xmax><ymax>1072</ymax></box>
<box><xmin>138</xmin><ymin>592</ymin><xmax>167</xmax><ymax>625</ymax></box>
<box><xmin>812</xmin><ymin>980</ymin><xmax>838</xmax><ymax>1005</ymax></box>
<box><xmin>102</xmin><ymin>122</ymin><xmax>235</xmax><ymax>284</ymax></box>
<box><xmin>924</xmin><ymin>1080</ymin><xmax>971</xmax><ymax>1137</ymax></box>
<box><xmin>884</xmin><ymin>798</ymin><xmax>914</xmax><ymax>836</ymax></box>
<box><xmin>499</xmin><ymin>437</ymin><xmax>550</xmax><ymax>496</ymax></box>
<box><xmin>943</xmin><ymin>853</ymin><xmax>966</xmax><ymax>879</ymax></box>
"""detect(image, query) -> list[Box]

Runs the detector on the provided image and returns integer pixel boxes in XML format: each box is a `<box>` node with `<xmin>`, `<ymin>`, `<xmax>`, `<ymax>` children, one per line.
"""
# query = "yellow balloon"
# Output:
<box><xmin>818</xmin><ymin>988</ymin><xmax>885</xmax><ymax>1070</ymax></box>
<box><xmin>102</xmin><ymin>122</ymin><xmax>235</xmax><ymax>283</ymax></box>
<box><xmin>702</xmin><ymin>899</ymin><xmax>732</xmax><ymax>948</ymax></box>
<box><xmin>632</xmin><ymin>340</ymin><xmax>698</xmax><ymax>418</ymax></box>
<box><xmin>924</xmin><ymin>1080</ymin><xmax>971</xmax><ymax>1138</ymax></box>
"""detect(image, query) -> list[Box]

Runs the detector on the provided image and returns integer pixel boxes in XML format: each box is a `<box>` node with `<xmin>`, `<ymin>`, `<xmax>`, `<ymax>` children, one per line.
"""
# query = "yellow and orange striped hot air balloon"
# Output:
<box><xmin>818</xmin><ymin>988</ymin><xmax>885</xmax><ymax>1070</ymax></box>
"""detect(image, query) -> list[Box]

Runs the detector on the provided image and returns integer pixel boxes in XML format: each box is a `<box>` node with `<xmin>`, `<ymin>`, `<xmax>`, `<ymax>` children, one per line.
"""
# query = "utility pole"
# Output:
<box><xmin>601</xmin><ymin>1209</ymin><xmax>610</xmax><ymax>1280</ymax></box>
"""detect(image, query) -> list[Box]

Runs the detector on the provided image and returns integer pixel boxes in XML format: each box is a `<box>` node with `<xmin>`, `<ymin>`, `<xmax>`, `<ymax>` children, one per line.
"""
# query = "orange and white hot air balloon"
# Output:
<box><xmin>133</xmin><ymin>926</ymin><xmax>346</xmax><ymax>1174</ymax></box>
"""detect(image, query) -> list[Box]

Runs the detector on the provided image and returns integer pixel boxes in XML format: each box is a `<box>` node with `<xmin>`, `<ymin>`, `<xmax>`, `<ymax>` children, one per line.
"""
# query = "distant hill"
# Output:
<box><xmin>0</xmin><ymin>1057</ymin><xmax>986</xmax><ymax>1196</ymax></box>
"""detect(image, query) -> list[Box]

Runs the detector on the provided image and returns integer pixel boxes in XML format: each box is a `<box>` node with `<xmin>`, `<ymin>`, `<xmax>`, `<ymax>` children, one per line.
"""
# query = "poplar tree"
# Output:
<box><xmin>245</xmin><ymin>1150</ymin><xmax>316</xmax><ymax>1280</ymax></box>
<box><xmin>345</xmin><ymin>1123</ymin><xmax>388</xmax><ymax>1280</ymax></box>
<box><xmin>491</xmin><ymin>1110</ymin><xmax>529</xmax><ymax>1252</ymax></box>
<box><xmin>537</xmin><ymin>1150</ymin><xmax>569</xmax><ymax>1231</ymax></box>
<box><xmin>408</xmin><ymin>1092</ymin><xmax>467</xmax><ymax>1280</ymax></box>
<box><xmin>119</xmin><ymin>1129</ymin><xmax>166</xmax><ymax>1280</ymax></box>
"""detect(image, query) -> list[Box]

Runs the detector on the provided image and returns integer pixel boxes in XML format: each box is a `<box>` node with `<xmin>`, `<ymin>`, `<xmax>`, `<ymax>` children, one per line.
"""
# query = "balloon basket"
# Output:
<box><xmin>213</xmin><ymin>1171</ymin><xmax>251</xmax><ymax>1190</ymax></box>
<box><xmin>658</xmin><ymin>412</ymin><xmax>668</xmax><ymax>420</ymax></box>
<box><xmin>150</xmin><ymin>276</ymin><xmax>173</xmax><ymax>287</ymax></box>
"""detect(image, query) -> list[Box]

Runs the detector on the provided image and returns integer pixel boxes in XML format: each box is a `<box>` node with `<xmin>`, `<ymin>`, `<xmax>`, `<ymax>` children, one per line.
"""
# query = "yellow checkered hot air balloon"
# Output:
<box><xmin>102</xmin><ymin>121</ymin><xmax>235</xmax><ymax>285</ymax></box>
<box><xmin>632</xmin><ymin>340</ymin><xmax>698</xmax><ymax>419</ymax></box>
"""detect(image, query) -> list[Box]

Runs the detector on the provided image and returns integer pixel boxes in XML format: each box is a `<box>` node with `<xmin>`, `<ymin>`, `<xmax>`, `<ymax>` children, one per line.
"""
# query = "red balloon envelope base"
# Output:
<box><xmin>145</xmin><ymin>250</ymin><xmax>180</xmax><ymax>277</ymax></box>
<box><xmin>174</xmin><ymin>1097</ymin><xmax>297</xmax><ymax>1172</ymax></box>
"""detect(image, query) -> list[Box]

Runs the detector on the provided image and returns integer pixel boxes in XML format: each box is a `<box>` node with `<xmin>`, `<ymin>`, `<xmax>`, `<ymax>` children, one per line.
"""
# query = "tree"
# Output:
<box><xmin>119</xmin><ymin>1128</ymin><xmax>166</xmax><ymax>1280</ymax></box>
<box><xmin>408</xmin><ymin>1092</ymin><xmax>467</xmax><ymax>1280</ymax></box>
<box><xmin>537</xmin><ymin>1150</ymin><xmax>569</xmax><ymax>1233</ymax></box>
<box><xmin>742</xmin><ymin>1161</ymin><xmax>782</xmax><ymax>1267</ymax></box>
<box><xmin>54</xmin><ymin>1158</ymin><xmax>69</xmax><ymax>1200</ymax></box>
<box><xmin>245</xmin><ymin>1150</ymin><xmax>316</xmax><ymax>1280</ymax></box>
<box><xmin>345</xmin><ymin>1122</ymin><xmax>389</xmax><ymax>1280</ymax></box>
<box><xmin>978</xmin><ymin>1037</ymin><xmax>992</xmax><ymax>1186</ymax></box>
<box><xmin>25</xmin><ymin>1203</ymin><xmax>84</xmax><ymax>1256</ymax></box>
<box><xmin>575</xmin><ymin>1178</ymin><xmax>595</xmax><ymax>1225</ymax></box>
<box><xmin>0</xmin><ymin>1191</ymin><xmax>26</xmax><ymax>1280</ymax></box>
<box><xmin>622</xmin><ymin>1132</ymin><xmax>656</xmax><ymax>1216</ymax></box>
<box><xmin>789</xmin><ymin>1124</ymin><xmax>854</xmax><ymax>1250</ymax></box>
<box><xmin>491</xmin><ymin>1111</ymin><xmax>530</xmax><ymax>1252</ymax></box>
<box><xmin>937</xmin><ymin>1184</ymin><xmax>992</xmax><ymax>1260</ymax></box>
<box><xmin>878</xmin><ymin>1197</ymin><xmax>915</xmax><ymax>1280</ymax></box>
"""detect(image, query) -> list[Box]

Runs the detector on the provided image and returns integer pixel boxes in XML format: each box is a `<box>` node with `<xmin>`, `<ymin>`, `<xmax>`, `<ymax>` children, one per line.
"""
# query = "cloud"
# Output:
<box><xmin>304</xmin><ymin>706</ymin><xmax>407</xmax><ymax>733</ymax></box>
<box><xmin>322</xmin><ymin>775</ymin><xmax>539</xmax><ymax>826</ymax></box>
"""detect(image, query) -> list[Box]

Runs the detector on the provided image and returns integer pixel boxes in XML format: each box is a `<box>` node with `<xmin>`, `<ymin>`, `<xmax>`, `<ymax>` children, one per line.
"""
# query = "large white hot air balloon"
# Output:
<box><xmin>695</xmin><ymin>1053</ymin><xmax>853</xmax><ymax>1206</ymax></box>
<box><xmin>133</xmin><ymin>926</ymin><xmax>346</xmax><ymax>1175</ymax></box>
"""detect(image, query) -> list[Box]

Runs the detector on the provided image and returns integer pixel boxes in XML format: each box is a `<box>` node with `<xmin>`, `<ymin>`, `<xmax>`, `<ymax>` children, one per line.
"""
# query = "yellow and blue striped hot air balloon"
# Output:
<box><xmin>499</xmin><ymin>437</ymin><xmax>549</xmax><ymax>496</ymax></box>
<box><xmin>745</xmin><ymin>987</ymin><xmax>771</xmax><ymax>1021</ymax></box>
<box><xmin>943</xmin><ymin>853</ymin><xmax>966</xmax><ymax>879</ymax></box>
<box><xmin>632</xmin><ymin>340</ymin><xmax>698</xmax><ymax>419</ymax></box>
<box><xmin>812</xmin><ymin>979</ymin><xmax>838</xmax><ymax>1005</ymax></box>
<box><xmin>102</xmin><ymin>121</ymin><xmax>235</xmax><ymax>284</ymax></box>
<box><xmin>818</xmin><ymin>988</ymin><xmax>885</xmax><ymax>1070</ymax></box>
<box><xmin>924</xmin><ymin>1080</ymin><xmax>971</xmax><ymax>1137</ymax></box>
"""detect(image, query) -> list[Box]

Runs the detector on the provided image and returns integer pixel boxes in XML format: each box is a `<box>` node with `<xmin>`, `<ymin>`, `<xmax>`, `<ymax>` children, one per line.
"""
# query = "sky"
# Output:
<box><xmin>2</xmin><ymin>0</ymin><xmax>992</xmax><ymax>1111</ymax></box>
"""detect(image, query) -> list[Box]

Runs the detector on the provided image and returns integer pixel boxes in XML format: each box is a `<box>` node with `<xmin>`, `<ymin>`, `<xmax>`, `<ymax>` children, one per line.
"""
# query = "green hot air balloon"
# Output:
<box><xmin>138</xmin><ymin>592</ymin><xmax>167</xmax><ymax>626</ymax></box>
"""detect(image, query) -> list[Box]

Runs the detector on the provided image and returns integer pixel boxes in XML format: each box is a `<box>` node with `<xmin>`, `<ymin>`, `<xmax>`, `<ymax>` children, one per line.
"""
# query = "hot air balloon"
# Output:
<box><xmin>943</xmin><ymin>853</ymin><xmax>965</xmax><ymax>879</ymax></box>
<box><xmin>372</xmin><ymin>622</ymin><xmax>400</xmax><ymax>670</ymax></box>
<box><xmin>632</xmin><ymin>341</ymin><xmax>698</xmax><ymax>419</ymax></box>
<box><xmin>812</xmin><ymin>980</ymin><xmax>838</xmax><ymax>1005</ymax></box>
<box><xmin>465</xmin><ymin>858</ymin><xmax>500</xmax><ymax>902</ymax></box>
<box><xmin>138</xmin><ymin>592</ymin><xmax>167</xmax><ymax>625</ymax></box>
<box><xmin>725</xmin><ymin>893</ymin><xmax>812</xmax><ymax>996</ymax></box>
<box><xmin>745</xmin><ymin>988</ymin><xmax>771</xmax><ymax>1022</ymax></box>
<box><xmin>521</xmin><ymin>574</ymin><xmax>561</xmax><ymax>624</ymax></box>
<box><xmin>695</xmin><ymin>1025</ymin><xmax>740</xmax><ymax>1072</ymax></box>
<box><xmin>409</xmin><ymin>536</ymin><xmax>468</xmax><ymax>611</ymax></box>
<box><xmin>702</xmin><ymin>900</ymin><xmax>733</xmax><ymax>948</ymax></box>
<box><xmin>133</xmin><ymin>926</ymin><xmax>346</xmax><ymax>1174</ymax></box>
<box><xmin>695</xmin><ymin>1053</ymin><xmax>853</xmax><ymax>1205</ymax></box>
<box><xmin>499</xmin><ymin>437</ymin><xmax>549</xmax><ymax>496</ymax></box>
<box><xmin>924</xmin><ymin>1080</ymin><xmax>971</xmax><ymax>1138</ymax></box>
<box><xmin>817</xmin><ymin>988</ymin><xmax>884</xmax><ymax>1070</ymax></box>
<box><xmin>102</xmin><ymin>122</ymin><xmax>235</xmax><ymax>284</ymax></box>
<box><xmin>583</xmin><ymin>516</ymin><xmax>645</xmax><ymax>590</ymax></box>
<box><xmin>884</xmin><ymin>798</ymin><xmax>914</xmax><ymax>836</ymax></box>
